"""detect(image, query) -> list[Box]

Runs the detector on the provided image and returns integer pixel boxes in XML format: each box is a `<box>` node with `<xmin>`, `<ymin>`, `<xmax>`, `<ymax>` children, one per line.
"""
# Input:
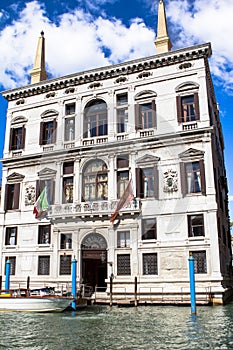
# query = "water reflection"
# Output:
<box><xmin>0</xmin><ymin>304</ymin><xmax>232</xmax><ymax>350</ymax></box>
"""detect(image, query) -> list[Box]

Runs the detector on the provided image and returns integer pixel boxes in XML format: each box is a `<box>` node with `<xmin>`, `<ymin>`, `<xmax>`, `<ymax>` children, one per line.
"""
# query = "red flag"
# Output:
<box><xmin>110</xmin><ymin>179</ymin><xmax>134</xmax><ymax>223</ymax></box>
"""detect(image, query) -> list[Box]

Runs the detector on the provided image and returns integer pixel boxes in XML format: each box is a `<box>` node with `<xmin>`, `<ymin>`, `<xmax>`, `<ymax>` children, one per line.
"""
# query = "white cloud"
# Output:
<box><xmin>166</xmin><ymin>0</ymin><xmax>233</xmax><ymax>92</ymax></box>
<box><xmin>229</xmin><ymin>196</ymin><xmax>233</xmax><ymax>202</ymax></box>
<box><xmin>0</xmin><ymin>1</ymin><xmax>155</xmax><ymax>89</ymax></box>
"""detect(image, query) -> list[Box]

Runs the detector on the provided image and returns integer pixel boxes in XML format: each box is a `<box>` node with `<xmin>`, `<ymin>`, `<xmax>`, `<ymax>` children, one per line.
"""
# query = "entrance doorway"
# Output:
<box><xmin>81</xmin><ymin>233</ymin><xmax>107</xmax><ymax>294</ymax></box>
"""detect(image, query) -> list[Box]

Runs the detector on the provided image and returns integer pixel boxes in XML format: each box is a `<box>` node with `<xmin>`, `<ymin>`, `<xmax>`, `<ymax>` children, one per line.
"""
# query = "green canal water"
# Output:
<box><xmin>0</xmin><ymin>304</ymin><xmax>233</xmax><ymax>350</ymax></box>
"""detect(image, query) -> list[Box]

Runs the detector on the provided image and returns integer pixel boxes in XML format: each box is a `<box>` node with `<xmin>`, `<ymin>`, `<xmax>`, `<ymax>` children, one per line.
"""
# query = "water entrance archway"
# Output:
<box><xmin>81</xmin><ymin>233</ymin><xmax>107</xmax><ymax>293</ymax></box>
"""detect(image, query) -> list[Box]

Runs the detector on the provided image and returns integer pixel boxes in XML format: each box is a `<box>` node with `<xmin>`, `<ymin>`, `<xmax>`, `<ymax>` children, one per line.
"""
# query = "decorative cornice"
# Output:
<box><xmin>2</xmin><ymin>43</ymin><xmax>212</xmax><ymax>101</ymax></box>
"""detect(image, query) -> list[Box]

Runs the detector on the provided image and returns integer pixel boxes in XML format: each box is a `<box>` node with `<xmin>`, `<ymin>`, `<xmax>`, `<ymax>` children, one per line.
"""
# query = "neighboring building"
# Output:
<box><xmin>0</xmin><ymin>1</ymin><xmax>232</xmax><ymax>305</ymax></box>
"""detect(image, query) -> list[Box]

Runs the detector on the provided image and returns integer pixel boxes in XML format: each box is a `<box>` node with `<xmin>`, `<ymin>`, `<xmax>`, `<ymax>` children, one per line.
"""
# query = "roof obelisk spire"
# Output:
<box><xmin>30</xmin><ymin>31</ymin><xmax>48</xmax><ymax>84</ymax></box>
<box><xmin>154</xmin><ymin>0</ymin><xmax>172</xmax><ymax>54</ymax></box>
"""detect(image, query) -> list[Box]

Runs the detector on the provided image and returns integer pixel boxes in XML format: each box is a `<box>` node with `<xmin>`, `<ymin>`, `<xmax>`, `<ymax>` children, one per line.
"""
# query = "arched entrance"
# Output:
<box><xmin>81</xmin><ymin>233</ymin><xmax>107</xmax><ymax>293</ymax></box>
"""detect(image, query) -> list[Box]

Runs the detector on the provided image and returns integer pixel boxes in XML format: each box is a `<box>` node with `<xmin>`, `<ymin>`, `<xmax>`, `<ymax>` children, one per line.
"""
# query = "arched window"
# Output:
<box><xmin>82</xmin><ymin>159</ymin><xmax>108</xmax><ymax>201</ymax></box>
<box><xmin>84</xmin><ymin>99</ymin><xmax>108</xmax><ymax>138</ymax></box>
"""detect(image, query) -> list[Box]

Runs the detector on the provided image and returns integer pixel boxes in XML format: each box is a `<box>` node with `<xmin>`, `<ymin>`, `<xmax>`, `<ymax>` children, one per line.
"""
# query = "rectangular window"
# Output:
<box><xmin>188</xmin><ymin>214</ymin><xmax>205</xmax><ymax>237</ymax></box>
<box><xmin>40</xmin><ymin>120</ymin><xmax>57</xmax><ymax>145</ymax></box>
<box><xmin>117</xmin><ymin>254</ymin><xmax>131</xmax><ymax>275</ymax></box>
<box><xmin>143</xmin><ymin>253</ymin><xmax>158</xmax><ymax>275</ymax></box>
<box><xmin>136</xmin><ymin>101</ymin><xmax>156</xmax><ymax>130</ymax></box>
<box><xmin>117</xmin><ymin>171</ymin><xmax>129</xmax><ymax>198</ymax></box>
<box><xmin>59</xmin><ymin>255</ymin><xmax>72</xmax><ymax>275</ymax></box>
<box><xmin>36</xmin><ymin>180</ymin><xmax>55</xmax><ymax>205</ymax></box>
<box><xmin>117</xmin><ymin>231</ymin><xmax>130</xmax><ymax>248</ymax></box>
<box><xmin>5</xmin><ymin>183</ymin><xmax>20</xmax><ymax>210</ymax></box>
<box><xmin>142</xmin><ymin>218</ymin><xmax>157</xmax><ymax>240</ymax></box>
<box><xmin>9</xmin><ymin>126</ymin><xmax>25</xmax><ymax>151</ymax></box>
<box><xmin>177</xmin><ymin>93</ymin><xmax>200</xmax><ymax>123</ymax></box>
<box><xmin>5</xmin><ymin>257</ymin><xmax>16</xmax><ymax>275</ymax></box>
<box><xmin>186</xmin><ymin>161</ymin><xmax>202</xmax><ymax>194</ymax></box>
<box><xmin>64</xmin><ymin>117</ymin><xmax>75</xmax><ymax>141</ymax></box>
<box><xmin>38</xmin><ymin>256</ymin><xmax>50</xmax><ymax>275</ymax></box>
<box><xmin>38</xmin><ymin>225</ymin><xmax>51</xmax><ymax>244</ymax></box>
<box><xmin>65</xmin><ymin>103</ymin><xmax>75</xmax><ymax>115</ymax></box>
<box><xmin>5</xmin><ymin>227</ymin><xmax>17</xmax><ymax>245</ymax></box>
<box><xmin>117</xmin><ymin>93</ymin><xmax>128</xmax><ymax>133</ymax></box>
<box><xmin>191</xmin><ymin>251</ymin><xmax>207</xmax><ymax>274</ymax></box>
<box><xmin>62</xmin><ymin>162</ymin><xmax>74</xmax><ymax>203</ymax></box>
<box><xmin>136</xmin><ymin>167</ymin><xmax>156</xmax><ymax>198</ymax></box>
<box><xmin>60</xmin><ymin>234</ymin><xmax>72</xmax><ymax>249</ymax></box>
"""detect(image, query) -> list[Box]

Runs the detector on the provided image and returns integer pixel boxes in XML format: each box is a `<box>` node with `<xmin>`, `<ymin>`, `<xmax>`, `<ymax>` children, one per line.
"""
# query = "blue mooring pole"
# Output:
<box><xmin>189</xmin><ymin>254</ymin><xmax>196</xmax><ymax>314</ymax></box>
<box><xmin>5</xmin><ymin>259</ymin><xmax>11</xmax><ymax>291</ymax></box>
<box><xmin>71</xmin><ymin>258</ymin><xmax>77</xmax><ymax>310</ymax></box>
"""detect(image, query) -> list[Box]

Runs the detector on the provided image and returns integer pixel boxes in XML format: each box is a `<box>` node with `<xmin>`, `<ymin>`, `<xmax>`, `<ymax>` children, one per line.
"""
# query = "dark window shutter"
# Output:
<box><xmin>180</xmin><ymin>162</ymin><xmax>187</xmax><ymax>196</ymax></box>
<box><xmin>154</xmin><ymin>165</ymin><xmax>159</xmax><ymax>199</ymax></box>
<box><xmin>9</xmin><ymin>128</ymin><xmax>14</xmax><ymax>151</ymax></box>
<box><xmin>53</xmin><ymin>120</ymin><xmax>57</xmax><ymax>143</ymax></box>
<box><xmin>151</xmin><ymin>100</ymin><xmax>157</xmax><ymax>128</ymax></box>
<box><xmin>13</xmin><ymin>183</ymin><xmax>20</xmax><ymax>209</ymax></box>
<box><xmin>135</xmin><ymin>104</ymin><xmax>141</xmax><ymax>130</ymax></box>
<box><xmin>39</xmin><ymin>122</ymin><xmax>44</xmax><ymax>145</ymax></box>
<box><xmin>36</xmin><ymin>180</ymin><xmax>40</xmax><ymax>198</ymax></box>
<box><xmin>176</xmin><ymin>96</ymin><xmax>182</xmax><ymax>123</ymax></box>
<box><xmin>22</xmin><ymin>126</ymin><xmax>26</xmax><ymax>149</ymax></box>
<box><xmin>4</xmin><ymin>184</ymin><xmax>9</xmax><ymax>211</ymax></box>
<box><xmin>199</xmin><ymin>159</ymin><xmax>206</xmax><ymax>195</ymax></box>
<box><xmin>194</xmin><ymin>93</ymin><xmax>200</xmax><ymax>120</ymax></box>
<box><xmin>50</xmin><ymin>181</ymin><xmax>55</xmax><ymax>204</ymax></box>
<box><xmin>136</xmin><ymin>168</ymin><xmax>143</xmax><ymax>198</ymax></box>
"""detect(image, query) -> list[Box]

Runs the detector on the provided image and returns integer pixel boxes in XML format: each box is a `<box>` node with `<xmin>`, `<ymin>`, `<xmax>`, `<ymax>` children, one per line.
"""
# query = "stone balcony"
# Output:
<box><xmin>48</xmin><ymin>198</ymin><xmax>141</xmax><ymax>220</ymax></box>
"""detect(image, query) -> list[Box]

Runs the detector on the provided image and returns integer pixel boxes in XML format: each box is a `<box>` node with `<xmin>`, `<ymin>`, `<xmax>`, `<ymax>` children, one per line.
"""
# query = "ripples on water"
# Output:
<box><xmin>0</xmin><ymin>303</ymin><xmax>233</xmax><ymax>350</ymax></box>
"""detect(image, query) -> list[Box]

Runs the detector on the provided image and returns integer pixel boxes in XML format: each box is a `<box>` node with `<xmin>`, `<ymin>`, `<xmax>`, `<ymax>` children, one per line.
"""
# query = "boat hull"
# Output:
<box><xmin>0</xmin><ymin>296</ymin><xmax>73</xmax><ymax>312</ymax></box>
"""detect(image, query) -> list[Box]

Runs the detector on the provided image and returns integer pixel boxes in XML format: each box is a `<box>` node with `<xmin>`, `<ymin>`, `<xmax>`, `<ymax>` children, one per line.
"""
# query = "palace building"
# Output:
<box><xmin>0</xmin><ymin>0</ymin><xmax>232</xmax><ymax>304</ymax></box>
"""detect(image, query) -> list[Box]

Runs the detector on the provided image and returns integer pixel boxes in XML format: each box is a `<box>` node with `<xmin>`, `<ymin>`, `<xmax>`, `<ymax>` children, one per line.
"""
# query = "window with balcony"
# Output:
<box><xmin>38</xmin><ymin>256</ymin><xmax>50</xmax><ymax>275</ymax></box>
<box><xmin>62</xmin><ymin>162</ymin><xmax>74</xmax><ymax>203</ymax></box>
<box><xmin>117</xmin><ymin>93</ymin><xmax>128</xmax><ymax>133</ymax></box>
<box><xmin>190</xmin><ymin>251</ymin><xmax>207</xmax><ymax>274</ymax></box>
<box><xmin>59</xmin><ymin>255</ymin><xmax>72</xmax><ymax>275</ymax></box>
<box><xmin>142</xmin><ymin>218</ymin><xmax>157</xmax><ymax>240</ymax></box>
<box><xmin>117</xmin><ymin>231</ymin><xmax>130</xmax><ymax>248</ymax></box>
<box><xmin>82</xmin><ymin>159</ymin><xmax>108</xmax><ymax>201</ymax></box>
<box><xmin>177</xmin><ymin>94</ymin><xmax>200</xmax><ymax>123</ymax></box>
<box><xmin>39</xmin><ymin>119</ymin><xmax>57</xmax><ymax>145</ymax></box>
<box><xmin>188</xmin><ymin>214</ymin><xmax>205</xmax><ymax>237</ymax></box>
<box><xmin>84</xmin><ymin>99</ymin><xmax>108</xmax><ymax>138</ymax></box>
<box><xmin>135</xmin><ymin>101</ymin><xmax>156</xmax><ymax>130</ymax></box>
<box><xmin>60</xmin><ymin>234</ymin><xmax>72</xmax><ymax>249</ymax></box>
<box><xmin>64</xmin><ymin>117</ymin><xmax>75</xmax><ymax>142</ymax></box>
<box><xmin>117</xmin><ymin>155</ymin><xmax>129</xmax><ymax>198</ymax></box>
<box><xmin>9</xmin><ymin>126</ymin><xmax>26</xmax><ymax>151</ymax></box>
<box><xmin>5</xmin><ymin>227</ymin><xmax>17</xmax><ymax>245</ymax></box>
<box><xmin>143</xmin><ymin>253</ymin><xmax>158</xmax><ymax>275</ymax></box>
<box><xmin>38</xmin><ymin>225</ymin><xmax>51</xmax><ymax>244</ymax></box>
<box><xmin>117</xmin><ymin>254</ymin><xmax>131</xmax><ymax>275</ymax></box>
<box><xmin>5</xmin><ymin>257</ymin><xmax>16</xmax><ymax>275</ymax></box>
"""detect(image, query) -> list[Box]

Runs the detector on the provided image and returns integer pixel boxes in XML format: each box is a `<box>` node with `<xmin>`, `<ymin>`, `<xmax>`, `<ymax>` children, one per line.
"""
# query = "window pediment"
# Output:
<box><xmin>11</xmin><ymin>116</ymin><xmax>28</xmax><ymax>126</ymax></box>
<box><xmin>179</xmin><ymin>148</ymin><xmax>204</xmax><ymax>161</ymax></box>
<box><xmin>175</xmin><ymin>82</ymin><xmax>199</xmax><ymax>93</ymax></box>
<box><xmin>38</xmin><ymin>167</ymin><xmax>57</xmax><ymax>180</ymax></box>
<box><xmin>136</xmin><ymin>154</ymin><xmax>160</xmax><ymax>166</ymax></box>
<box><xmin>7</xmin><ymin>172</ymin><xmax>25</xmax><ymax>183</ymax></box>
<box><xmin>135</xmin><ymin>90</ymin><xmax>157</xmax><ymax>101</ymax></box>
<box><xmin>41</xmin><ymin>110</ymin><xmax>58</xmax><ymax>120</ymax></box>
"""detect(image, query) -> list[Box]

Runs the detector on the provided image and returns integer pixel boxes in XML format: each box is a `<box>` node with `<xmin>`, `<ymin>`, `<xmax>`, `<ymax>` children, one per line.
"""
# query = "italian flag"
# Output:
<box><xmin>33</xmin><ymin>187</ymin><xmax>49</xmax><ymax>219</ymax></box>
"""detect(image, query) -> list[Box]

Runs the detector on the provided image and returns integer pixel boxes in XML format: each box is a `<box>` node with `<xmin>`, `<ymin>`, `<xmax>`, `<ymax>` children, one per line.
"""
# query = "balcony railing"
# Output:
<box><xmin>48</xmin><ymin>198</ymin><xmax>141</xmax><ymax>219</ymax></box>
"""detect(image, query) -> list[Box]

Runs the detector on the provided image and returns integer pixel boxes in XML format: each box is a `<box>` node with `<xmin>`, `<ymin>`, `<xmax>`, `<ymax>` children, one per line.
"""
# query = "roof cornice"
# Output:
<box><xmin>2</xmin><ymin>43</ymin><xmax>211</xmax><ymax>101</ymax></box>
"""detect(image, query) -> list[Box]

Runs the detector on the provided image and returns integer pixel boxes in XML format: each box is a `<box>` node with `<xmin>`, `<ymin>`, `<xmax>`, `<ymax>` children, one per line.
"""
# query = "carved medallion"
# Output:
<box><xmin>163</xmin><ymin>169</ymin><xmax>178</xmax><ymax>193</ymax></box>
<box><xmin>25</xmin><ymin>184</ymin><xmax>36</xmax><ymax>205</ymax></box>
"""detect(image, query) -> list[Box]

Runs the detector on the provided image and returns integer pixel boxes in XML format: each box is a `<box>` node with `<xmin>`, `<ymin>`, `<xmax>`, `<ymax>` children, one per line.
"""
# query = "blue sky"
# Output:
<box><xmin>0</xmin><ymin>0</ymin><xmax>232</xmax><ymax>219</ymax></box>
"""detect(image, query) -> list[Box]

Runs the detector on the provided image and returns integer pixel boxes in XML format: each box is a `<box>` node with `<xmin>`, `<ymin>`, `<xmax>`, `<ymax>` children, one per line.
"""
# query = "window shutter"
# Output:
<box><xmin>52</xmin><ymin>120</ymin><xmax>57</xmax><ymax>144</ymax></box>
<box><xmin>194</xmin><ymin>93</ymin><xmax>200</xmax><ymax>120</ymax></box>
<box><xmin>4</xmin><ymin>184</ymin><xmax>9</xmax><ymax>211</ymax></box>
<box><xmin>22</xmin><ymin>126</ymin><xmax>26</xmax><ymax>149</ymax></box>
<box><xmin>13</xmin><ymin>183</ymin><xmax>20</xmax><ymax>209</ymax></box>
<box><xmin>176</xmin><ymin>96</ymin><xmax>182</xmax><ymax>123</ymax></box>
<box><xmin>199</xmin><ymin>159</ymin><xmax>206</xmax><ymax>195</ymax></box>
<box><xmin>154</xmin><ymin>165</ymin><xmax>159</xmax><ymax>199</ymax></box>
<box><xmin>180</xmin><ymin>162</ymin><xmax>187</xmax><ymax>196</ymax></box>
<box><xmin>39</xmin><ymin>122</ymin><xmax>44</xmax><ymax>145</ymax></box>
<box><xmin>50</xmin><ymin>180</ymin><xmax>55</xmax><ymax>204</ymax></box>
<box><xmin>151</xmin><ymin>100</ymin><xmax>157</xmax><ymax>128</ymax></box>
<box><xmin>136</xmin><ymin>168</ymin><xmax>143</xmax><ymax>198</ymax></box>
<box><xmin>9</xmin><ymin>128</ymin><xmax>14</xmax><ymax>151</ymax></box>
<box><xmin>135</xmin><ymin>104</ymin><xmax>141</xmax><ymax>130</ymax></box>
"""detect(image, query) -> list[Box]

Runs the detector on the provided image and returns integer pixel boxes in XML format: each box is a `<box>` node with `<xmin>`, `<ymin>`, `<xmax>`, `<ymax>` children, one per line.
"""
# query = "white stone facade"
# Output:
<box><xmin>0</xmin><ymin>43</ymin><xmax>232</xmax><ymax>304</ymax></box>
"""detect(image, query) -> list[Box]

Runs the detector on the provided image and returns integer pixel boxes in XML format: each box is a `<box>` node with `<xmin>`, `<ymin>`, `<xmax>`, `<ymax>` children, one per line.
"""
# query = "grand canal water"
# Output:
<box><xmin>0</xmin><ymin>303</ymin><xmax>233</xmax><ymax>350</ymax></box>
